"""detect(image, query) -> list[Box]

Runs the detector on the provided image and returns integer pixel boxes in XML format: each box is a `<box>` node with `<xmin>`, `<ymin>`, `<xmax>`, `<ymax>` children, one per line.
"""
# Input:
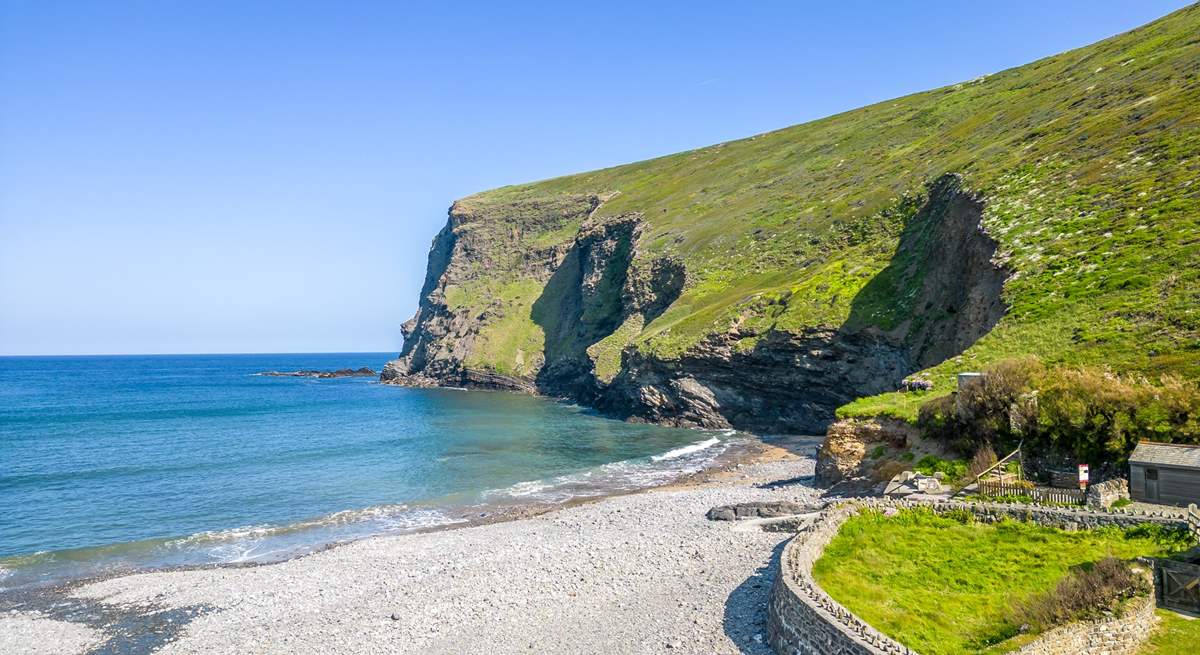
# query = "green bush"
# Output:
<box><xmin>917</xmin><ymin>358</ymin><xmax>1200</xmax><ymax>466</ymax></box>
<box><xmin>1035</xmin><ymin>369</ymin><xmax>1200</xmax><ymax>464</ymax></box>
<box><xmin>914</xmin><ymin>455</ymin><xmax>969</xmax><ymax>482</ymax></box>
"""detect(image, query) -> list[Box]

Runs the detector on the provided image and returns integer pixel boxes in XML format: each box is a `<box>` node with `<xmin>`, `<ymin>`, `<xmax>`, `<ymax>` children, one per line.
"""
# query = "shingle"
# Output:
<box><xmin>1130</xmin><ymin>441</ymin><xmax>1200</xmax><ymax>469</ymax></box>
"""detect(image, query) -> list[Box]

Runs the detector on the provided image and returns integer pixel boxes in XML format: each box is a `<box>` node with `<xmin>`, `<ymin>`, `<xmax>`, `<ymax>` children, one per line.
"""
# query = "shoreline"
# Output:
<box><xmin>1</xmin><ymin>423</ymin><xmax>781</xmax><ymax>593</ymax></box>
<box><xmin>1</xmin><ymin>434</ymin><xmax>820</xmax><ymax>654</ymax></box>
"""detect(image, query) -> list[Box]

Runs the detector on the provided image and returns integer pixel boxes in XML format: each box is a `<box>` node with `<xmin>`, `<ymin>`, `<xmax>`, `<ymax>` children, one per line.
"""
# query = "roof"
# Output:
<box><xmin>1129</xmin><ymin>441</ymin><xmax>1200</xmax><ymax>469</ymax></box>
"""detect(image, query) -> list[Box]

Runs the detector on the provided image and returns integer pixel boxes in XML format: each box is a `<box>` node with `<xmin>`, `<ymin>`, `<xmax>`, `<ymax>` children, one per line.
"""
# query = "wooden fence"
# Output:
<box><xmin>1188</xmin><ymin>503</ymin><xmax>1200</xmax><ymax>541</ymax></box>
<box><xmin>977</xmin><ymin>480</ymin><xmax>1084</xmax><ymax>505</ymax></box>
<box><xmin>1155</xmin><ymin>557</ymin><xmax>1200</xmax><ymax>615</ymax></box>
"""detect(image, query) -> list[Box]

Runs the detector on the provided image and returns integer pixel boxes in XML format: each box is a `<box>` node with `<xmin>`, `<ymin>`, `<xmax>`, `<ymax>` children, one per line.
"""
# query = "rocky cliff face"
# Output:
<box><xmin>384</xmin><ymin>4</ymin><xmax>1200</xmax><ymax>437</ymax></box>
<box><xmin>385</xmin><ymin>174</ymin><xmax>1009</xmax><ymax>434</ymax></box>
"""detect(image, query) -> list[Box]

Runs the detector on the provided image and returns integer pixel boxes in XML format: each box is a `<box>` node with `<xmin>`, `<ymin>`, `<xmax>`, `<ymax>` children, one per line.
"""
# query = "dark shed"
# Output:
<box><xmin>1129</xmin><ymin>441</ymin><xmax>1200</xmax><ymax>506</ymax></box>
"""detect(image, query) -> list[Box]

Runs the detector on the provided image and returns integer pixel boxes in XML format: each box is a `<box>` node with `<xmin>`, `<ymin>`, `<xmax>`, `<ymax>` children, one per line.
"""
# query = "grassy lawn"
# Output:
<box><xmin>1140</xmin><ymin>610</ymin><xmax>1200</xmax><ymax>655</ymax></box>
<box><xmin>811</xmin><ymin>508</ymin><xmax>1190</xmax><ymax>655</ymax></box>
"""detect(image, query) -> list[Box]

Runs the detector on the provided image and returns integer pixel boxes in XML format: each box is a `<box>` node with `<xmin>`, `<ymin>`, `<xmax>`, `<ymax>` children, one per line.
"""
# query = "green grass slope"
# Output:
<box><xmin>433</xmin><ymin>4</ymin><xmax>1200</xmax><ymax>415</ymax></box>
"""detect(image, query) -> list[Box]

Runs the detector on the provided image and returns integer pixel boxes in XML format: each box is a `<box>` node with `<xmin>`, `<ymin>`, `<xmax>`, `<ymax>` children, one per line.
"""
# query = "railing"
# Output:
<box><xmin>970</xmin><ymin>443</ymin><xmax>1023</xmax><ymax>484</ymax></box>
<box><xmin>977</xmin><ymin>480</ymin><xmax>1084</xmax><ymax>505</ymax></box>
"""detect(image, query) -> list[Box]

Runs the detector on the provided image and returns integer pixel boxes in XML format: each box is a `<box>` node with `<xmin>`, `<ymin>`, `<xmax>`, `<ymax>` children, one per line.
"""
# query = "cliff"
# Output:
<box><xmin>385</xmin><ymin>5</ymin><xmax>1200</xmax><ymax>433</ymax></box>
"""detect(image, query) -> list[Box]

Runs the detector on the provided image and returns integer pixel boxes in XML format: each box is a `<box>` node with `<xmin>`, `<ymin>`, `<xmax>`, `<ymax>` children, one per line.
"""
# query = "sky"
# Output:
<box><xmin>1</xmin><ymin>1</ymin><xmax>1192</xmax><ymax>356</ymax></box>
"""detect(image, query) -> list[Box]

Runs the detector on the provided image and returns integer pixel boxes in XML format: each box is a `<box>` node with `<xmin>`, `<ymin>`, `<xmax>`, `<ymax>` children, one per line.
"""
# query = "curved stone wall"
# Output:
<box><xmin>768</xmin><ymin>499</ymin><xmax>1182</xmax><ymax>655</ymax></box>
<box><xmin>768</xmin><ymin>503</ymin><xmax>911</xmax><ymax>655</ymax></box>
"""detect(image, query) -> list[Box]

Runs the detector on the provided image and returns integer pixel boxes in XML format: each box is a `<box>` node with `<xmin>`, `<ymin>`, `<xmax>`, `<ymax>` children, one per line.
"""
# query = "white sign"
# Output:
<box><xmin>1078</xmin><ymin>464</ymin><xmax>1089</xmax><ymax>489</ymax></box>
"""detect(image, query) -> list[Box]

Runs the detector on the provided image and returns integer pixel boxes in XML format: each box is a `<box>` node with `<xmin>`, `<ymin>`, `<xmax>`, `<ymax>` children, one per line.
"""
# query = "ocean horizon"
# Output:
<box><xmin>0</xmin><ymin>353</ymin><xmax>739</xmax><ymax>590</ymax></box>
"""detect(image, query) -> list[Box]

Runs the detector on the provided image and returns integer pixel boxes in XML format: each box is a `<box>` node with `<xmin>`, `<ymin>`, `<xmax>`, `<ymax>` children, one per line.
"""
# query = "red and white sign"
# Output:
<box><xmin>1078</xmin><ymin>464</ymin><xmax>1090</xmax><ymax>489</ymax></box>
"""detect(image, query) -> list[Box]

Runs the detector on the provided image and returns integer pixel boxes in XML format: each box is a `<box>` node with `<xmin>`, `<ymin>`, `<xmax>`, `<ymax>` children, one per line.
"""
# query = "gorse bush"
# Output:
<box><xmin>918</xmin><ymin>357</ymin><xmax>1044</xmax><ymax>453</ymax></box>
<box><xmin>1015</xmin><ymin>557</ymin><xmax>1150</xmax><ymax>631</ymax></box>
<box><xmin>1037</xmin><ymin>369</ymin><xmax>1200</xmax><ymax>464</ymax></box>
<box><xmin>917</xmin><ymin>358</ymin><xmax>1200</xmax><ymax>465</ymax></box>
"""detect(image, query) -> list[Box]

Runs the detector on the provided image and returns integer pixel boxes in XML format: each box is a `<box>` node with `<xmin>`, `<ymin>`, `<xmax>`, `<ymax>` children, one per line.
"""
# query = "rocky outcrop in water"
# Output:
<box><xmin>259</xmin><ymin>367</ymin><xmax>376</xmax><ymax>378</ymax></box>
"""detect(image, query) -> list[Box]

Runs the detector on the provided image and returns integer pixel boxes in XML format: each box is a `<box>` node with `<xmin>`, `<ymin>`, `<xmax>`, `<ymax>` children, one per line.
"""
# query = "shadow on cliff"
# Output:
<box><xmin>530</xmin><ymin>214</ymin><xmax>682</xmax><ymax>401</ymax></box>
<box><xmin>839</xmin><ymin>172</ymin><xmax>1009</xmax><ymax>370</ymax></box>
<box><xmin>596</xmin><ymin>173</ymin><xmax>1010</xmax><ymax>435</ymax></box>
<box><xmin>530</xmin><ymin>228</ymin><xmax>632</xmax><ymax>401</ymax></box>
<box><xmin>722</xmin><ymin>539</ymin><xmax>785</xmax><ymax>654</ymax></box>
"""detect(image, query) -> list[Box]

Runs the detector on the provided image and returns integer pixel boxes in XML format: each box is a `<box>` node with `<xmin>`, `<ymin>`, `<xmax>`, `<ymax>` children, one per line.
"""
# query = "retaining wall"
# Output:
<box><xmin>1011</xmin><ymin>593</ymin><xmax>1157</xmax><ymax>655</ymax></box>
<box><xmin>768</xmin><ymin>498</ymin><xmax>1184</xmax><ymax>655</ymax></box>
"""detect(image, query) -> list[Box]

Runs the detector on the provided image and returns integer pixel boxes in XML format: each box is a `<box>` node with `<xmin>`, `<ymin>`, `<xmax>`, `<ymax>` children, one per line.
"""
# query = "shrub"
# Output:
<box><xmin>968</xmin><ymin>444</ymin><xmax>999</xmax><ymax>479</ymax></box>
<box><xmin>1121</xmin><ymin>523</ymin><xmax>1196</xmax><ymax>552</ymax></box>
<box><xmin>1014</xmin><ymin>557</ymin><xmax>1150</xmax><ymax>631</ymax></box>
<box><xmin>1035</xmin><ymin>368</ymin><xmax>1200</xmax><ymax>464</ymax></box>
<box><xmin>917</xmin><ymin>358</ymin><xmax>1200</xmax><ymax>465</ymax></box>
<box><xmin>918</xmin><ymin>357</ymin><xmax>1042</xmax><ymax>453</ymax></box>
<box><xmin>914</xmin><ymin>455</ymin><xmax>968</xmax><ymax>482</ymax></box>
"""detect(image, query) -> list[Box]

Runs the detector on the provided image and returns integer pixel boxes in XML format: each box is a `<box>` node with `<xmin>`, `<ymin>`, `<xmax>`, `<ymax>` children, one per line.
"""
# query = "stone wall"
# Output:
<box><xmin>768</xmin><ymin>499</ymin><xmax>1182</xmax><ymax>655</ymax></box>
<box><xmin>768</xmin><ymin>503</ymin><xmax>911</xmax><ymax>655</ymax></box>
<box><xmin>1011</xmin><ymin>593</ymin><xmax>1157</xmax><ymax>655</ymax></box>
<box><xmin>1086</xmin><ymin>478</ymin><xmax>1131</xmax><ymax>509</ymax></box>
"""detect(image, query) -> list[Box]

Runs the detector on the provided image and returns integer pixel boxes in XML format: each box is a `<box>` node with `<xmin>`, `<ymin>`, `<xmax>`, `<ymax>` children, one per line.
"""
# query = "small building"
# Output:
<box><xmin>1129</xmin><ymin>441</ymin><xmax>1200</xmax><ymax>506</ymax></box>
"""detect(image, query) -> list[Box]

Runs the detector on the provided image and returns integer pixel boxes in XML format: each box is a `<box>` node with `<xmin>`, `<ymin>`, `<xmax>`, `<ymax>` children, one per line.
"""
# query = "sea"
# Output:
<box><xmin>0</xmin><ymin>353</ymin><xmax>744</xmax><ymax>591</ymax></box>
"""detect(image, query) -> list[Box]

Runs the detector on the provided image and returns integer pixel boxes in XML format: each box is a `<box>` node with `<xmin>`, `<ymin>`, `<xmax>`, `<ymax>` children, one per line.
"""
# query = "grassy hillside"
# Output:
<box><xmin>415</xmin><ymin>4</ymin><xmax>1200</xmax><ymax>418</ymax></box>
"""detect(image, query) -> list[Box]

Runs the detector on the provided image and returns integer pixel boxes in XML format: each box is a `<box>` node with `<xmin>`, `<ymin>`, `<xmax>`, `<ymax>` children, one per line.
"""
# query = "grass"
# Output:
<box><xmin>811</xmin><ymin>508</ymin><xmax>1191</xmax><ymax>655</ymax></box>
<box><xmin>913</xmin><ymin>454</ymin><xmax>969</xmax><ymax>484</ymax></box>
<box><xmin>413</xmin><ymin>4</ymin><xmax>1200</xmax><ymax>407</ymax></box>
<box><xmin>1140</xmin><ymin>609</ymin><xmax>1200</xmax><ymax>655</ymax></box>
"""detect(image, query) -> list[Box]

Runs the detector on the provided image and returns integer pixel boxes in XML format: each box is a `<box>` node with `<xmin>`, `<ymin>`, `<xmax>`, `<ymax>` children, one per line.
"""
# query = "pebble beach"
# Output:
<box><xmin>1</xmin><ymin>445</ymin><xmax>820</xmax><ymax>654</ymax></box>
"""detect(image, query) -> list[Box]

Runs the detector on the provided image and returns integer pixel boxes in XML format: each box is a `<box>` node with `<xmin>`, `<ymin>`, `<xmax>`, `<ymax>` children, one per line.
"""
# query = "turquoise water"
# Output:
<box><xmin>0</xmin><ymin>354</ymin><xmax>737</xmax><ymax>589</ymax></box>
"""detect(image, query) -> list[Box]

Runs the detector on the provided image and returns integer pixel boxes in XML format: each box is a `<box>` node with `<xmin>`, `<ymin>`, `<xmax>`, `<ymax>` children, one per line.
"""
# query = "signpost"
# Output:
<box><xmin>1078</xmin><ymin>463</ymin><xmax>1090</xmax><ymax>491</ymax></box>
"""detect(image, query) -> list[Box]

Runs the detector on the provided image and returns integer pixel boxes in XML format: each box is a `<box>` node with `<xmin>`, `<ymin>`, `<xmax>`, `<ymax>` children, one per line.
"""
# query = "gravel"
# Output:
<box><xmin>10</xmin><ymin>456</ymin><xmax>818</xmax><ymax>654</ymax></box>
<box><xmin>0</xmin><ymin>611</ymin><xmax>102</xmax><ymax>655</ymax></box>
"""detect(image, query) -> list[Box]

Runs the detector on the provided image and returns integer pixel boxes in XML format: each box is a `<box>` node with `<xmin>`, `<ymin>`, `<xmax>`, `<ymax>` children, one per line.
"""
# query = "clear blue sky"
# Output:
<box><xmin>1</xmin><ymin>1</ymin><xmax>1191</xmax><ymax>355</ymax></box>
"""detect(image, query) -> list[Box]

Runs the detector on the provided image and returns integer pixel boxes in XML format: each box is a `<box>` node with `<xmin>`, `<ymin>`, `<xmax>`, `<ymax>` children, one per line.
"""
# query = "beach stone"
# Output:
<box><xmin>706</xmin><ymin>501</ymin><xmax>815</xmax><ymax>521</ymax></box>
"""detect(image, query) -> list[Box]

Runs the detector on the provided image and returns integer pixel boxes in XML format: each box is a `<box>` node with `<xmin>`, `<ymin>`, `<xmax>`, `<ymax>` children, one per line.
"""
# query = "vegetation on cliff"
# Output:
<box><xmin>917</xmin><ymin>356</ymin><xmax>1200</xmax><ymax>466</ymax></box>
<box><xmin>391</xmin><ymin>5</ymin><xmax>1199</xmax><ymax>430</ymax></box>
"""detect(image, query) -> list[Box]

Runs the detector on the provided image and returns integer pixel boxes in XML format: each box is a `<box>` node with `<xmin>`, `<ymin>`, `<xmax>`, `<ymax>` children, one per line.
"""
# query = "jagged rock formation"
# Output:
<box><xmin>386</xmin><ymin>175</ymin><xmax>1009</xmax><ymax>433</ymax></box>
<box><xmin>383</xmin><ymin>5</ymin><xmax>1200</xmax><ymax>434</ymax></box>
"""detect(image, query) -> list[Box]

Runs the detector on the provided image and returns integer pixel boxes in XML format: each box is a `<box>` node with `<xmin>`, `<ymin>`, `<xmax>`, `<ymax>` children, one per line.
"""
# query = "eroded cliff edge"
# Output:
<box><xmin>384</xmin><ymin>174</ymin><xmax>1009</xmax><ymax>433</ymax></box>
<box><xmin>379</xmin><ymin>6</ymin><xmax>1200</xmax><ymax>447</ymax></box>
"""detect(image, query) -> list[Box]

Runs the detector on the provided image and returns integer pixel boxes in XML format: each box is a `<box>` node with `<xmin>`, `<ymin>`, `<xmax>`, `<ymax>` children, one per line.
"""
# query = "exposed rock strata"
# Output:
<box><xmin>815</xmin><ymin>418</ymin><xmax>920</xmax><ymax>486</ymax></box>
<box><xmin>385</xmin><ymin>174</ymin><xmax>1009</xmax><ymax>434</ymax></box>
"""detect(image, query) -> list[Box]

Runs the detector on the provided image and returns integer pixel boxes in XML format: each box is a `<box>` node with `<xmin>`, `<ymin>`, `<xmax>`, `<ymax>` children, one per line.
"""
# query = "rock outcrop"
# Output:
<box><xmin>378</xmin><ymin>4</ymin><xmax>1200</xmax><ymax>439</ymax></box>
<box><xmin>259</xmin><ymin>367</ymin><xmax>376</xmax><ymax>378</ymax></box>
<box><xmin>815</xmin><ymin>418</ymin><xmax>919</xmax><ymax>486</ymax></box>
<box><xmin>384</xmin><ymin>175</ymin><xmax>1009</xmax><ymax>435</ymax></box>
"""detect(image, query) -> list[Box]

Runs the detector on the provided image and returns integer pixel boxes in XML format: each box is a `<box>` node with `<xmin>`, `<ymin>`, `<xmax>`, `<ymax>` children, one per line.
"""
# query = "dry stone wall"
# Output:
<box><xmin>1010</xmin><ymin>593</ymin><xmax>1157</xmax><ymax>655</ymax></box>
<box><xmin>1086</xmin><ymin>478</ymin><xmax>1131</xmax><ymax>509</ymax></box>
<box><xmin>768</xmin><ymin>498</ymin><xmax>1183</xmax><ymax>655</ymax></box>
<box><xmin>768</xmin><ymin>503</ymin><xmax>912</xmax><ymax>655</ymax></box>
